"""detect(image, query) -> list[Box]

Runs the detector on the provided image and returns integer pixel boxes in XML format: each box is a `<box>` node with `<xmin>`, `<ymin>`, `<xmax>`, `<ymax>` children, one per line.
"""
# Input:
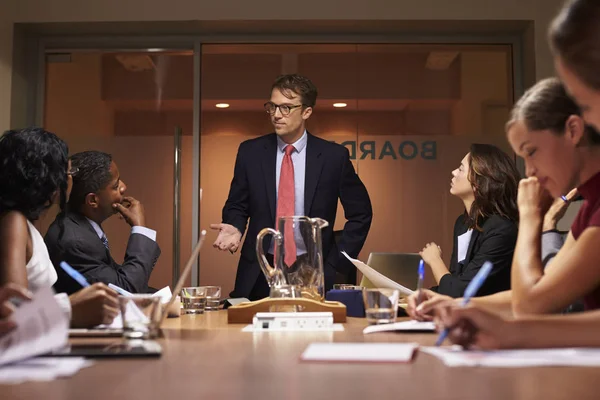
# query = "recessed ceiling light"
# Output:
<box><xmin>333</xmin><ymin>103</ymin><xmax>347</xmax><ymax>108</ymax></box>
<box><xmin>215</xmin><ymin>103</ymin><xmax>230</xmax><ymax>108</ymax></box>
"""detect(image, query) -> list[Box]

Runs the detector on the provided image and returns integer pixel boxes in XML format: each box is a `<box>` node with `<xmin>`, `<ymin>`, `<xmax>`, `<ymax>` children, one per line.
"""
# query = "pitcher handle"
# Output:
<box><xmin>311</xmin><ymin>217</ymin><xmax>329</xmax><ymax>229</ymax></box>
<box><xmin>256</xmin><ymin>228</ymin><xmax>284</xmax><ymax>286</ymax></box>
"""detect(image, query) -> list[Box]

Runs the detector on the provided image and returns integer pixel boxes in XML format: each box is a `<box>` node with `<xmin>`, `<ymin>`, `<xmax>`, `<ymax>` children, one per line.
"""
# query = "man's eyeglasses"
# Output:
<box><xmin>68</xmin><ymin>167</ymin><xmax>79</xmax><ymax>177</ymax></box>
<box><xmin>264</xmin><ymin>102</ymin><xmax>304</xmax><ymax>116</ymax></box>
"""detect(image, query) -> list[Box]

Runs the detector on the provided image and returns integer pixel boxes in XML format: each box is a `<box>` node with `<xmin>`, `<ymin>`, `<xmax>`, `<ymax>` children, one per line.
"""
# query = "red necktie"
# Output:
<box><xmin>277</xmin><ymin>145</ymin><xmax>297</xmax><ymax>267</ymax></box>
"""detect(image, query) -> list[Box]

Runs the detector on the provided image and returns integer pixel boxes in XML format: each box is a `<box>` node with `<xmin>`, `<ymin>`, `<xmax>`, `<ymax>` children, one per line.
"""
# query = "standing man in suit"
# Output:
<box><xmin>45</xmin><ymin>151</ymin><xmax>161</xmax><ymax>295</ymax></box>
<box><xmin>211</xmin><ymin>74</ymin><xmax>372</xmax><ymax>300</ymax></box>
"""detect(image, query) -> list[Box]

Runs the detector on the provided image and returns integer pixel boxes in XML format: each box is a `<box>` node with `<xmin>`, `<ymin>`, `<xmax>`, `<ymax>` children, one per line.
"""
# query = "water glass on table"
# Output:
<box><xmin>204</xmin><ymin>286</ymin><xmax>221</xmax><ymax>311</ymax></box>
<box><xmin>119</xmin><ymin>295</ymin><xmax>161</xmax><ymax>339</ymax></box>
<box><xmin>181</xmin><ymin>287</ymin><xmax>207</xmax><ymax>314</ymax></box>
<box><xmin>362</xmin><ymin>288</ymin><xmax>400</xmax><ymax>324</ymax></box>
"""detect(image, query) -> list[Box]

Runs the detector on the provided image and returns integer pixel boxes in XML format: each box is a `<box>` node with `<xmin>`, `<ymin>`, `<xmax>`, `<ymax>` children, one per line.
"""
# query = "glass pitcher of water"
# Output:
<box><xmin>256</xmin><ymin>216</ymin><xmax>329</xmax><ymax>301</ymax></box>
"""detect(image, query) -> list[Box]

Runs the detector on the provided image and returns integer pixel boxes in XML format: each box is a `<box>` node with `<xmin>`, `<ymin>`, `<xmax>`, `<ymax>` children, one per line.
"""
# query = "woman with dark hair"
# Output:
<box><xmin>413</xmin><ymin>143</ymin><xmax>520</xmax><ymax>299</ymax></box>
<box><xmin>0</xmin><ymin>127</ymin><xmax>119</xmax><ymax>328</ymax></box>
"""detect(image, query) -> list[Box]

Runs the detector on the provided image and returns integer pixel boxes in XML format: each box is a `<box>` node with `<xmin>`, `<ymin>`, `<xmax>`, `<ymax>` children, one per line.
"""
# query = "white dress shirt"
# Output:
<box><xmin>86</xmin><ymin>218</ymin><xmax>157</xmax><ymax>242</ymax></box>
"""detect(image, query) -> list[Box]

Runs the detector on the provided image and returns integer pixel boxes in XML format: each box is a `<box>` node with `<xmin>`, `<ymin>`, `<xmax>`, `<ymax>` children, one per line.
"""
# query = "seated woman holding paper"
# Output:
<box><xmin>0</xmin><ymin>128</ymin><xmax>118</xmax><ymax>328</ymax></box>
<box><xmin>412</xmin><ymin>78</ymin><xmax>600</xmax><ymax>324</ymax></box>
<box><xmin>417</xmin><ymin>143</ymin><xmax>520</xmax><ymax>299</ymax></box>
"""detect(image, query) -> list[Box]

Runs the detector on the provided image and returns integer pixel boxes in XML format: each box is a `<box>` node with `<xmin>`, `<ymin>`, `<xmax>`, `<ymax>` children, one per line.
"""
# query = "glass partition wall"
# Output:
<box><xmin>40</xmin><ymin>41</ymin><xmax>515</xmax><ymax>293</ymax></box>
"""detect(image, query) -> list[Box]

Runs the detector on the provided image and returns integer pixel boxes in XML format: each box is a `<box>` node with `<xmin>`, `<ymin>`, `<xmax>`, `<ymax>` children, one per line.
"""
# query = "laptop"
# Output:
<box><xmin>360</xmin><ymin>252</ymin><xmax>421</xmax><ymax>291</ymax></box>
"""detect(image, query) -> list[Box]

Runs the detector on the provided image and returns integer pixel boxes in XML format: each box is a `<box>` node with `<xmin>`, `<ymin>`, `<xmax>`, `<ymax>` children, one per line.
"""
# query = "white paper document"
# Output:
<box><xmin>152</xmin><ymin>286</ymin><xmax>173</xmax><ymax>303</ymax></box>
<box><xmin>100</xmin><ymin>284</ymin><xmax>171</xmax><ymax>329</ymax></box>
<box><xmin>341</xmin><ymin>251</ymin><xmax>414</xmax><ymax>295</ymax></box>
<box><xmin>421</xmin><ymin>346</ymin><xmax>600</xmax><ymax>368</ymax></box>
<box><xmin>242</xmin><ymin>324</ymin><xmax>345</xmax><ymax>332</ymax></box>
<box><xmin>0</xmin><ymin>357</ymin><xmax>93</xmax><ymax>384</ymax></box>
<box><xmin>0</xmin><ymin>287</ymin><xmax>69</xmax><ymax>366</ymax></box>
<box><xmin>363</xmin><ymin>320</ymin><xmax>436</xmax><ymax>334</ymax></box>
<box><xmin>301</xmin><ymin>342</ymin><xmax>418</xmax><ymax>363</ymax></box>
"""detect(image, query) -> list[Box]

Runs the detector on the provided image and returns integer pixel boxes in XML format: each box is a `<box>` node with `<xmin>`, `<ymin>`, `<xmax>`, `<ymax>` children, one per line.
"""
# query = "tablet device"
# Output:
<box><xmin>69</xmin><ymin>328</ymin><xmax>124</xmax><ymax>338</ymax></box>
<box><xmin>41</xmin><ymin>340</ymin><xmax>162</xmax><ymax>358</ymax></box>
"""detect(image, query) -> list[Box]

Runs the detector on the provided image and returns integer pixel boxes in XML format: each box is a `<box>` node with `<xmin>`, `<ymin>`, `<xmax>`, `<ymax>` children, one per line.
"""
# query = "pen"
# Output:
<box><xmin>108</xmin><ymin>283</ymin><xmax>133</xmax><ymax>297</ymax></box>
<box><xmin>59</xmin><ymin>261</ymin><xmax>90</xmax><ymax>288</ymax></box>
<box><xmin>435</xmin><ymin>261</ymin><xmax>494</xmax><ymax>346</ymax></box>
<box><xmin>416</xmin><ymin>259</ymin><xmax>425</xmax><ymax>306</ymax></box>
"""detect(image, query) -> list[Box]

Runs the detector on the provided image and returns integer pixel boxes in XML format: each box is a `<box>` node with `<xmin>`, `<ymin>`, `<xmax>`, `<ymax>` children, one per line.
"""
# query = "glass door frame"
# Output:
<box><xmin>31</xmin><ymin>32</ymin><xmax>526</xmax><ymax>286</ymax></box>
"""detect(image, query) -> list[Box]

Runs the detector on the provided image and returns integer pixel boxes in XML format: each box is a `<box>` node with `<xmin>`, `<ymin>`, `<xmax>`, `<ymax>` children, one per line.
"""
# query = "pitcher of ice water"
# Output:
<box><xmin>256</xmin><ymin>216</ymin><xmax>329</xmax><ymax>301</ymax></box>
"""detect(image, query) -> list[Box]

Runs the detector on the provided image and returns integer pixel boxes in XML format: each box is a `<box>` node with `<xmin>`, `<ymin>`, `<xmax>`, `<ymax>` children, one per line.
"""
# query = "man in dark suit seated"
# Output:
<box><xmin>45</xmin><ymin>151</ymin><xmax>161</xmax><ymax>295</ymax></box>
<box><xmin>211</xmin><ymin>74</ymin><xmax>373</xmax><ymax>300</ymax></box>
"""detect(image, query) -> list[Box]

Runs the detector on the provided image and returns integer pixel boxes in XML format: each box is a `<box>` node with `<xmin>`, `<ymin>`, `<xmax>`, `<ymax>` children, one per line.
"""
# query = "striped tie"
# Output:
<box><xmin>101</xmin><ymin>234</ymin><xmax>109</xmax><ymax>250</ymax></box>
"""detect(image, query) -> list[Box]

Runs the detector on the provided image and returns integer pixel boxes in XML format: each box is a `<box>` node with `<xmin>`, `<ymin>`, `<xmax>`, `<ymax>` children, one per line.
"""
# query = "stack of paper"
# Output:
<box><xmin>0</xmin><ymin>287</ymin><xmax>93</xmax><ymax>384</ymax></box>
<box><xmin>301</xmin><ymin>342</ymin><xmax>418</xmax><ymax>363</ymax></box>
<box><xmin>0</xmin><ymin>357</ymin><xmax>93</xmax><ymax>384</ymax></box>
<box><xmin>363</xmin><ymin>320</ymin><xmax>436</xmax><ymax>334</ymax></box>
<box><xmin>422</xmin><ymin>346</ymin><xmax>600</xmax><ymax>367</ymax></box>
<box><xmin>0</xmin><ymin>287</ymin><xmax>68</xmax><ymax>366</ymax></box>
<box><xmin>101</xmin><ymin>284</ymin><xmax>173</xmax><ymax>329</ymax></box>
<box><xmin>341</xmin><ymin>252</ymin><xmax>414</xmax><ymax>295</ymax></box>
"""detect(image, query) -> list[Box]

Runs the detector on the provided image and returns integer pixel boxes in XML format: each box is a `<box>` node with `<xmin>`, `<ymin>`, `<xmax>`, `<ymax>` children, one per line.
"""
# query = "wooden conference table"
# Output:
<box><xmin>3</xmin><ymin>312</ymin><xmax>599</xmax><ymax>400</ymax></box>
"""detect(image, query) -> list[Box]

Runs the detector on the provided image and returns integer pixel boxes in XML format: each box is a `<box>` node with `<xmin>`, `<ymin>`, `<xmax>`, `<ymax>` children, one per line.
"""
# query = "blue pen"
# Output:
<box><xmin>416</xmin><ymin>259</ymin><xmax>425</xmax><ymax>306</ymax></box>
<box><xmin>59</xmin><ymin>261</ymin><xmax>90</xmax><ymax>288</ymax></box>
<box><xmin>108</xmin><ymin>283</ymin><xmax>133</xmax><ymax>297</ymax></box>
<box><xmin>435</xmin><ymin>261</ymin><xmax>494</xmax><ymax>346</ymax></box>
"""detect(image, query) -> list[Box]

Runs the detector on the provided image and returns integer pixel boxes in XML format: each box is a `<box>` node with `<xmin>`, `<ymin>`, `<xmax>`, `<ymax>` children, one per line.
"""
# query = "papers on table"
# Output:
<box><xmin>301</xmin><ymin>342</ymin><xmax>418</xmax><ymax>363</ymax></box>
<box><xmin>363</xmin><ymin>320</ymin><xmax>436</xmax><ymax>334</ymax></box>
<box><xmin>152</xmin><ymin>286</ymin><xmax>173</xmax><ymax>304</ymax></box>
<box><xmin>242</xmin><ymin>324</ymin><xmax>345</xmax><ymax>332</ymax></box>
<box><xmin>101</xmin><ymin>285</ymin><xmax>172</xmax><ymax>329</ymax></box>
<box><xmin>0</xmin><ymin>287</ymin><xmax>69</xmax><ymax>366</ymax></box>
<box><xmin>422</xmin><ymin>346</ymin><xmax>600</xmax><ymax>367</ymax></box>
<box><xmin>0</xmin><ymin>357</ymin><xmax>93</xmax><ymax>384</ymax></box>
<box><xmin>342</xmin><ymin>252</ymin><xmax>414</xmax><ymax>296</ymax></box>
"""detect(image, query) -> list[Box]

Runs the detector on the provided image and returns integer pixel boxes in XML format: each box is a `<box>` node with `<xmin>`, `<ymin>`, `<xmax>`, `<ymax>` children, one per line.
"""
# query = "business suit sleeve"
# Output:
<box><xmin>430</xmin><ymin>216</ymin><xmax>462</xmax><ymax>293</ymax></box>
<box><xmin>328</xmin><ymin>148</ymin><xmax>373</xmax><ymax>274</ymax></box>
<box><xmin>63</xmin><ymin>233</ymin><xmax>160</xmax><ymax>293</ymax></box>
<box><xmin>437</xmin><ymin>221</ymin><xmax>516</xmax><ymax>298</ymax></box>
<box><xmin>222</xmin><ymin>143</ymin><xmax>250</xmax><ymax>236</ymax></box>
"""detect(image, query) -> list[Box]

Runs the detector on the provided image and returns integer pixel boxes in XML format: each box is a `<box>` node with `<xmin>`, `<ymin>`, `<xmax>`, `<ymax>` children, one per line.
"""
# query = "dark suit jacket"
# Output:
<box><xmin>433</xmin><ymin>214</ymin><xmax>517</xmax><ymax>298</ymax></box>
<box><xmin>45</xmin><ymin>211</ymin><xmax>161</xmax><ymax>295</ymax></box>
<box><xmin>224</xmin><ymin>132</ymin><xmax>373</xmax><ymax>299</ymax></box>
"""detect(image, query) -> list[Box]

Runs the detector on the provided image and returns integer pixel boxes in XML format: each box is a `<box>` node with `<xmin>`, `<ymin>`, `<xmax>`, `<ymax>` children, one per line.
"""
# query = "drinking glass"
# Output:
<box><xmin>119</xmin><ymin>295</ymin><xmax>161</xmax><ymax>339</ymax></box>
<box><xmin>362</xmin><ymin>288</ymin><xmax>400</xmax><ymax>324</ymax></box>
<box><xmin>180</xmin><ymin>287</ymin><xmax>207</xmax><ymax>314</ymax></box>
<box><xmin>203</xmin><ymin>286</ymin><xmax>221</xmax><ymax>311</ymax></box>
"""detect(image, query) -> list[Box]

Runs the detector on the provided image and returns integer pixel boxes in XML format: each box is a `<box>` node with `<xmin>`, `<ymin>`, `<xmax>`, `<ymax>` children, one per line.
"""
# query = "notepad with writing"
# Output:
<box><xmin>363</xmin><ymin>320</ymin><xmax>436</xmax><ymax>334</ymax></box>
<box><xmin>301</xmin><ymin>343</ymin><xmax>418</xmax><ymax>363</ymax></box>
